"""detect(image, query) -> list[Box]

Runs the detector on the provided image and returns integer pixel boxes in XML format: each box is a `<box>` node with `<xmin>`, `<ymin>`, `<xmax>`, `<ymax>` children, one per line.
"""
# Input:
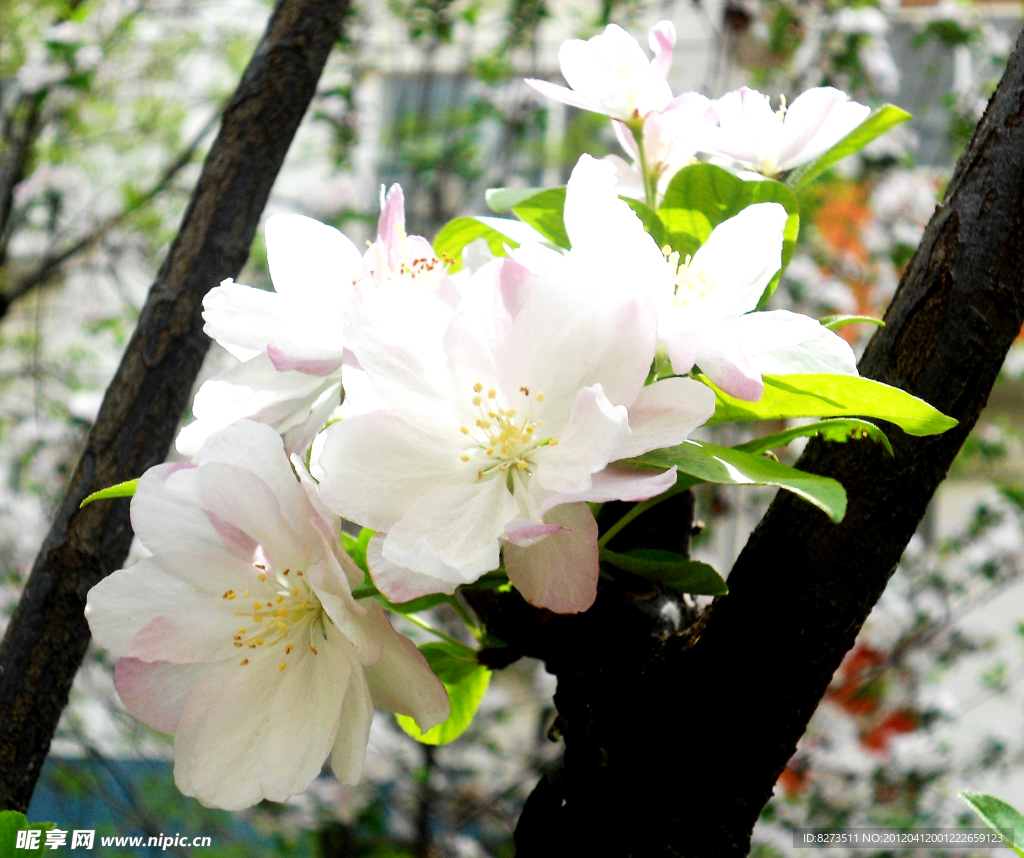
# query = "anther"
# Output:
<box><xmin>310</xmin><ymin>646</ymin><xmax>318</xmax><ymax>655</ymax></box>
<box><xmin>253</xmin><ymin>602</ymin><xmax>262</xmax><ymax>610</ymax></box>
<box><xmin>536</xmin><ymin>392</ymin><xmax>545</xmax><ymax>402</ymax></box>
<box><xmin>278</xmin><ymin>663</ymin><xmax>286</xmax><ymax>671</ymax></box>
<box><xmin>460</xmin><ymin>453</ymin><xmax>470</xmax><ymax>462</ymax></box>
<box><xmin>222</xmin><ymin>590</ymin><xmax>235</xmax><ymax>600</ymax></box>
<box><xmin>257</xmin><ymin>573</ymin><xmax>266</xmax><ymax>582</ymax></box>
<box><xmin>286</xmin><ymin>644</ymin><xmax>293</xmax><ymax>654</ymax></box>
<box><xmin>243</xmin><ymin>589</ymin><xmax>250</xmax><ymax>598</ymax></box>
<box><xmin>460</xmin><ymin>426</ymin><xmax>469</xmax><ymax>434</ymax></box>
<box><xmin>488</xmin><ymin>388</ymin><xmax>496</xmax><ymax>398</ymax></box>
<box><xmin>473</xmin><ymin>382</ymin><xmax>482</xmax><ymax>392</ymax></box>
<box><xmin>473</xmin><ymin>395</ymin><xmax>482</xmax><ymax>406</ymax></box>
<box><xmin>240</xmin><ymin>658</ymin><xmax>249</xmax><ymax>666</ymax></box>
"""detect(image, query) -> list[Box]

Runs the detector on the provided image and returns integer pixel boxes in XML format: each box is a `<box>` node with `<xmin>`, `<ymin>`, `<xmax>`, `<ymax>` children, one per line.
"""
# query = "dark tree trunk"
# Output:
<box><xmin>499</xmin><ymin>26</ymin><xmax>1024</xmax><ymax>858</ymax></box>
<box><xmin>0</xmin><ymin>0</ymin><xmax>349</xmax><ymax>812</ymax></box>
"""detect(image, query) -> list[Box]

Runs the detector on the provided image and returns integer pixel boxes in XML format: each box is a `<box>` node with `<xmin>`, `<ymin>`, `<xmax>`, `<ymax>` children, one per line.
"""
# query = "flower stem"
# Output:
<box><xmin>402</xmin><ymin>612</ymin><xmax>476</xmax><ymax>654</ymax></box>
<box><xmin>629</xmin><ymin>118</ymin><xmax>657</xmax><ymax>209</ymax></box>
<box><xmin>445</xmin><ymin>594</ymin><xmax>483</xmax><ymax>641</ymax></box>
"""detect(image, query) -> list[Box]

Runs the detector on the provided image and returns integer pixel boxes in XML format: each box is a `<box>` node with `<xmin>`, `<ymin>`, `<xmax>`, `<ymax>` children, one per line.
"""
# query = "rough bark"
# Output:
<box><xmin>501</xmin><ymin>26</ymin><xmax>1024</xmax><ymax>858</ymax></box>
<box><xmin>0</xmin><ymin>0</ymin><xmax>348</xmax><ymax>812</ymax></box>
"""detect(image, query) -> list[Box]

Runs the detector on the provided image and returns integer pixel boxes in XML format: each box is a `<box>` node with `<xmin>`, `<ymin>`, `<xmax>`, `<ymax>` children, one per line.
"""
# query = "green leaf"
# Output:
<box><xmin>0</xmin><ymin>811</ymin><xmax>55</xmax><ymax>858</ymax></box>
<box><xmin>622</xmin><ymin>197</ymin><xmax>668</xmax><ymax>249</ymax></box>
<box><xmin>486</xmin><ymin>186</ymin><xmax>668</xmax><ymax>250</ymax></box>
<box><xmin>958</xmin><ymin>791</ymin><xmax>1023</xmax><ymax>856</ymax></box>
<box><xmin>628</xmin><ymin>438</ymin><xmax>847</xmax><ymax>522</ymax></box>
<box><xmin>704</xmin><ymin>374</ymin><xmax>958</xmax><ymax>437</ymax></box>
<box><xmin>432</xmin><ymin>216</ymin><xmax>543</xmax><ymax>272</ymax></box>
<box><xmin>340</xmin><ymin>528</ymin><xmax>374</xmax><ymax>574</ymax></box>
<box><xmin>734</xmin><ymin>418</ymin><xmax>893</xmax><ymax>457</ymax></box>
<box><xmin>789</xmin><ymin>105</ymin><xmax>912</xmax><ymax>190</ymax></box>
<box><xmin>600</xmin><ymin>548</ymin><xmax>728</xmax><ymax>595</ymax></box>
<box><xmin>396</xmin><ymin>642</ymin><xmax>491</xmax><ymax>745</ymax></box>
<box><xmin>658</xmin><ymin>163</ymin><xmax>800</xmax><ymax>304</ymax></box>
<box><xmin>79</xmin><ymin>479</ymin><xmax>138</xmax><ymax>508</ymax></box>
<box><xmin>819</xmin><ymin>314</ymin><xmax>885</xmax><ymax>331</ymax></box>
<box><xmin>377</xmin><ymin>592</ymin><xmax>449</xmax><ymax>615</ymax></box>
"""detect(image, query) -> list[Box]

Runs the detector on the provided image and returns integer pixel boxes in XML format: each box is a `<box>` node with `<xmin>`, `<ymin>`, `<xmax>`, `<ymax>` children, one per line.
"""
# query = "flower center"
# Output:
<box><xmin>222</xmin><ymin>564</ymin><xmax>323</xmax><ymax>670</ymax></box>
<box><xmin>664</xmin><ymin>247</ymin><xmax>713</xmax><ymax>309</ymax></box>
<box><xmin>458</xmin><ymin>383</ymin><xmax>558</xmax><ymax>485</ymax></box>
<box><xmin>366</xmin><ymin>228</ymin><xmax>452</xmax><ymax>289</ymax></box>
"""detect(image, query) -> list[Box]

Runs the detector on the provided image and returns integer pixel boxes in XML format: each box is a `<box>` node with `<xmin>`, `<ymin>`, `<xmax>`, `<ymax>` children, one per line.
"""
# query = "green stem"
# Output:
<box><xmin>402</xmin><ymin>612</ymin><xmax>476</xmax><ymax>654</ymax></box>
<box><xmin>628</xmin><ymin>118</ymin><xmax>657</xmax><ymax>209</ymax></box>
<box><xmin>445</xmin><ymin>594</ymin><xmax>483</xmax><ymax>641</ymax></box>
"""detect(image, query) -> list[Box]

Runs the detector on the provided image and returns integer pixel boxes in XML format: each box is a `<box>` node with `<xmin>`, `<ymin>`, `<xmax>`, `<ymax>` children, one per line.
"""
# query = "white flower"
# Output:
<box><xmin>566</xmin><ymin>155</ymin><xmax>857</xmax><ymax>401</ymax></box>
<box><xmin>317</xmin><ymin>237</ymin><xmax>715</xmax><ymax>614</ymax></box>
<box><xmin>708</xmin><ymin>86</ymin><xmax>872</xmax><ymax>177</ymax></box>
<box><xmin>606</xmin><ymin>92</ymin><xmax>718</xmax><ymax>203</ymax></box>
<box><xmin>525</xmin><ymin>21</ymin><xmax>676</xmax><ymax>122</ymax></box>
<box><xmin>86</xmin><ymin>421</ymin><xmax>449</xmax><ymax>810</ymax></box>
<box><xmin>177</xmin><ymin>186</ymin><xmax>456</xmax><ymax>458</ymax></box>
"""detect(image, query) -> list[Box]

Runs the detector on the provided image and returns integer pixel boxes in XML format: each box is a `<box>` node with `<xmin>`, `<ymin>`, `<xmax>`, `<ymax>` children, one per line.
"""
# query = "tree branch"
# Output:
<box><xmin>0</xmin><ymin>0</ymin><xmax>349</xmax><ymax>812</ymax></box>
<box><xmin>503</xmin><ymin>26</ymin><xmax>1024</xmax><ymax>857</ymax></box>
<box><xmin>0</xmin><ymin>110</ymin><xmax>221</xmax><ymax>318</ymax></box>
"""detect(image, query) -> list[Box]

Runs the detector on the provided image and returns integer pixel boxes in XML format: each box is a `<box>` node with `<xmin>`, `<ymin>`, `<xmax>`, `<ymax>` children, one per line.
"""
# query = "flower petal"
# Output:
<box><xmin>691</xmin><ymin>202</ymin><xmax>788</xmax><ymax>320</ymax></box>
<box><xmin>777</xmin><ymin>87</ymin><xmax>871</xmax><ymax>172</ymax></box>
<box><xmin>114</xmin><ymin>659</ymin><xmax>212</xmax><ymax>735</ymax></box>
<box><xmin>173</xmin><ymin>625</ymin><xmax>352</xmax><ymax>810</ymax></box>
<box><xmin>533</xmin><ymin>384</ymin><xmax>630</xmax><ymax>494</ymax></box>
<box><xmin>265</xmin><ymin>213</ymin><xmax>367</xmax><ymax>301</ymax></box>
<box><xmin>648</xmin><ymin>20</ymin><xmax>675</xmax><ymax>78</ymax></box>
<box><xmin>536</xmin><ymin>463</ymin><xmax>678</xmax><ymax>513</ymax></box>
<box><xmin>383</xmin><ymin>479</ymin><xmax>518</xmax><ymax>580</ymax></box>
<box><xmin>202</xmin><ymin>280</ymin><xmax>289</xmax><ymax>361</ymax></box>
<box><xmin>617</xmin><ymin>376</ymin><xmax>716</xmax><ymax>459</ymax></box>
<box><xmin>330</xmin><ymin>665</ymin><xmax>373</xmax><ymax>785</ymax></box>
<box><xmin>503</xmin><ymin>502</ymin><xmax>598</xmax><ymax>614</ymax></box>
<box><xmin>730</xmin><ymin>310</ymin><xmax>859</xmax><ymax>376</ymax></box>
<box><xmin>316</xmin><ymin>411</ymin><xmax>467</xmax><ymax>532</ymax></box>
<box><xmin>366</xmin><ymin>533</ymin><xmax>459</xmax><ymax>601</ymax></box>
<box><xmin>361</xmin><ymin>601</ymin><xmax>450</xmax><ymax>732</ymax></box>
<box><xmin>695</xmin><ymin>320</ymin><xmax>764</xmax><ymax>402</ymax></box>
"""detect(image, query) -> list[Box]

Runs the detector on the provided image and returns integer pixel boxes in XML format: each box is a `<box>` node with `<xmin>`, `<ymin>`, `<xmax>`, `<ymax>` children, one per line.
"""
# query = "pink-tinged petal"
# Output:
<box><xmin>316</xmin><ymin>411</ymin><xmax>467</xmax><ymax>532</ymax></box>
<box><xmin>502</xmin><ymin>519</ymin><xmax>565</xmax><ymax>548</ymax></box>
<box><xmin>114</xmin><ymin>659</ymin><xmax>211</xmax><ymax>735</ymax></box>
<box><xmin>360</xmin><ymin>601</ymin><xmax>450</xmax><ymax>731</ymax></box>
<box><xmin>777</xmin><ymin>88</ymin><xmax>871</xmax><ymax>172</ymax></box>
<box><xmin>366</xmin><ymin>534</ymin><xmax>459</xmax><ymax>601</ymax></box>
<box><xmin>330</xmin><ymin>665</ymin><xmax>373</xmax><ymax>785</ymax></box>
<box><xmin>376</xmin><ymin>184</ymin><xmax>406</xmax><ymax>269</ymax></box>
<box><xmin>696</xmin><ymin>325</ymin><xmax>764</xmax><ymax>402</ymax></box>
<box><xmin>648</xmin><ymin>20</ymin><xmax>676</xmax><ymax>78</ymax></box>
<box><xmin>691</xmin><ymin>202</ymin><xmax>788</xmax><ymax>319</ymax></box>
<box><xmin>504</xmin><ymin>503</ymin><xmax>598</xmax><ymax>614</ymax></box>
<box><xmin>537</xmin><ymin>463</ymin><xmax>678</xmax><ymax>513</ymax></box>
<box><xmin>617</xmin><ymin>377</ymin><xmax>716</xmax><ymax>459</ymax></box>
<box><xmin>194</xmin><ymin>421</ymin><xmax>316</xmax><ymax>539</ymax></box>
<box><xmin>173</xmin><ymin>625</ymin><xmax>352</xmax><ymax>810</ymax></box>
<box><xmin>129</xmin><ymin>463</ymin><xmax>222</xmax><ymax>557</ymax></box>
<box><xmin>730</xmin><ymin>310</ymin><xmax>859</xmax><ymax>376</ymax></box>
<box><xmin>525</xmin><ymin>77</ymin><xmax>603</xmax><ymax>113</ymax></box>
<box><xmin>175</xmin><ymin>353</ymin><xmax>337</xmax><ymax>456</ymax></box>
<box><xmin>498</xmin><ymin>282</ymin><xmax>656</xmax><ymax>430</ymax></box>
<box><xmin>85</xmin><ymin>556</ymin><xmax>212</xmax><ymax>658</ymax></box>
<box><xmin>283</xmin><ymin>382</ymin><xmax>342</xmax><ymax>458</ymax></box>
<box><xmin>383</xmin><ymin>479</ymin><xmax>518</xmax><ymax>580</ymax></box>
<box><xmin>533</xmin><ymin>384</ymin><xmax>630</xmax><ymax>495</ymax></box>
<box><xmin>198</xmin><ymin>462</ymin><xmax>312</xmax><ymax>570</ymax></box>
<box><xmin>207</xmin><ymin>512</ymin><xmax>259</xmax><ymax>560</ymax></box>
<box><xmin>202</xmin><ymin>280</ymin><xmax>288</xmax><ymax>361</ymax></box>
<box><xmin>660</xmin><ymin>325</ymin><xmax>701</xmax><ymax>376</ymax></box>
<box><xmin>265</xmin><ymin>213</ymin><xmax>368</xmax><ymax>301</ymax></box>
<box><xmin>266</xmin><ymin>343</ymin><xmax>344</xmax><ymax>377</ymax></box>
<box><xmin>613</xmin><ymin>120</ymin><xmax>640</xmax><ymax>161</ymax></box>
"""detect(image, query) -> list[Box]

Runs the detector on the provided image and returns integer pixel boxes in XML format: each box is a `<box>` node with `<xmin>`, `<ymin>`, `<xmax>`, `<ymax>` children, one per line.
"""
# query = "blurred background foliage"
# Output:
<box><xmin>2</xmin><ymin>0</ymin><xmax>1024</xmax><ymax>855</ymax></box>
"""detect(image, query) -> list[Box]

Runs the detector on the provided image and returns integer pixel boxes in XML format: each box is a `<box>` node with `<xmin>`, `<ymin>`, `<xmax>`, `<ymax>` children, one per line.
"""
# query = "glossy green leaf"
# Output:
<box><xmin>789</xmin><ymin>105</ymin><xmax>912</xmax><ymax>190</ymax></box>
<box><xmin>622</xmin><ymin>197</ymin><xmax>668</xmax><ymax>249</ymax></box>
<box><xmin>600</xmin><ymin>547</ymin><xmax>728</xmax><ymax>595</ymax></box>
<box><xmin>433</xmin><ymin>216</ymin><xmax>544</xmax><ymax>271</ymax></box>
<box><xmin>0</xmin><ymin>811</ymin><xmax>55</xmax><ymax>858</ymax></box>
<box><xmin>486</xmin><ymin>185</ymin><xmax>669</xmax><ymax>250</ymax></box>
<box><xmin>340</xmin><ymin>527</ymin><xmax>373</xmax><ymax>574</ymax></box>
<box><xmin>628</xmin><ymin>438</ymin><xmax>847</xmax><ymax>522</ymax></box>
<box><xmin>734</xmin><ymin>418</ymin><xmax>893</xmax><ymax>457</ymax></box>
<box><xmin>958</xmin><ymin>791</ymin><xmax>1023</xmax><ymax>856</ymax></box>
<box><xmin>658</xmin><ymin>163</ymin><xmax>800</xmax><ymax>304</ymax></box>
<box><xmin>819</xmin><ymin>314</ymin><xmax>885</xmax><ymax>331</ymax></box>
<box><xmin>704</xmin><ymin>374</ymin><xmax>958</xmax><ymax>437</ymax></box>
<box><xmin>79</xmin><ymin>479</ymin><xmax>138</xmax><ymax>508</ymax></box>
<box><xmin>396</xmin><ymin>641</ymin><xmax>491</xmax><ymax>746</ymax></box>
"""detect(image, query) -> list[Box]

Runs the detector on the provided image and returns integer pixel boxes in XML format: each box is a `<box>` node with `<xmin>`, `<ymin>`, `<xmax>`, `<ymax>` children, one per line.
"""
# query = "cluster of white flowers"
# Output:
<box><xmin>83</xmin><ymin>19</ymin><xmax>881</xmax><ymax>812</ymax></box>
